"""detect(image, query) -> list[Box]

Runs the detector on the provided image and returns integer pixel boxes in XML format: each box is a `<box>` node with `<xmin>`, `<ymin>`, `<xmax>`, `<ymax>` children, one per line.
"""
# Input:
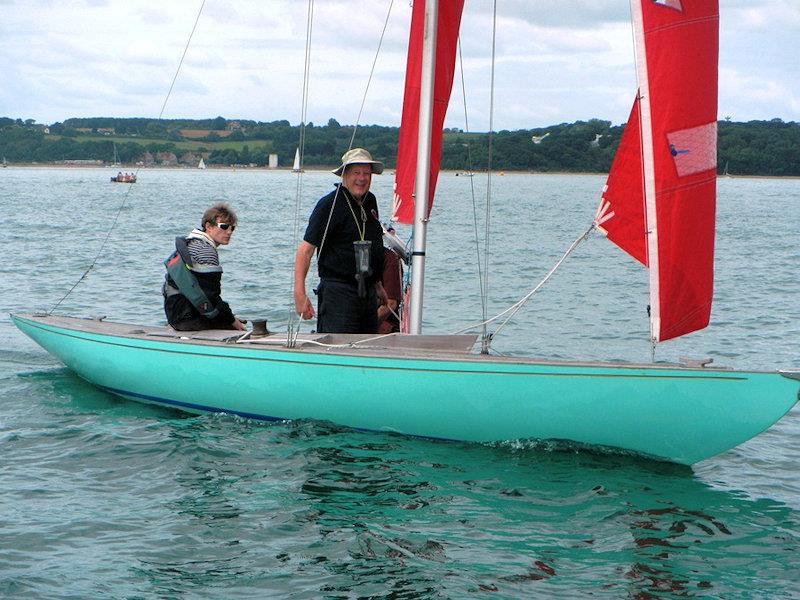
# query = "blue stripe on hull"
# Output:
<box><xmin>95</xmin><ymin>383</ymin><xmax>287</xmax><ymax>423</ymax></box>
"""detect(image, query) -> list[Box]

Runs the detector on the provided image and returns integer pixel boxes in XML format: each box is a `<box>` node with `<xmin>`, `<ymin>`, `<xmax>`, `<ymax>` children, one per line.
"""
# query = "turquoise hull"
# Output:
<box><xmin>12</xmin><ymin>313</ymin><xmax>800</xmax><ymax>465</ymax></box>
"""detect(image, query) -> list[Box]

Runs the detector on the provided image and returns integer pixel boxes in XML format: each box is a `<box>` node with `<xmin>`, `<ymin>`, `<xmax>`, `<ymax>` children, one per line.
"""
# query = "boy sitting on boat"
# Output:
<box><xmin>163</xmin><ymin>202</ymin><xmax>246</xmax><ymax>332</ymax></box>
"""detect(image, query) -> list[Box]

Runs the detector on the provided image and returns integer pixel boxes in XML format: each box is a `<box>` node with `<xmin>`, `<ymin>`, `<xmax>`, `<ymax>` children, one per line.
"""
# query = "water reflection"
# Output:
<box><xmin>292</xmin><ymin>425</ymin><xmax>800</xmax><ymax>597</ymax></box>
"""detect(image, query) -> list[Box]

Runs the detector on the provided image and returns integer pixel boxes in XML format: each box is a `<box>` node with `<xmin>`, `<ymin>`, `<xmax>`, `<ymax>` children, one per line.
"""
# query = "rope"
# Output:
<box><xmin>451</xmin><ymin>223</ymin><xmax>596</xmax><ymax>338</ymax></box>
<box><xmin>49</xmin><ymin>0</ymin><xmax>206</xmax><ymax>315</ymax></box>
<box><xmin>238</xmin><ymin>331</ymin><xmax>400</xmax><ymax>350</ymax></box>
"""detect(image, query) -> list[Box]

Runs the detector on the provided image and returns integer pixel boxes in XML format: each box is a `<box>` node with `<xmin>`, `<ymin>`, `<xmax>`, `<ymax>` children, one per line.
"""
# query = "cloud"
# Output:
<box><xmin>721</xmin><ymin>68</ymin><xmax>800</xmax><ymax>122</ymax></box>
<box><xmin>0</xmin><ymin>0</ymin><xmax>797</xmax><ymax>128</ymax></box>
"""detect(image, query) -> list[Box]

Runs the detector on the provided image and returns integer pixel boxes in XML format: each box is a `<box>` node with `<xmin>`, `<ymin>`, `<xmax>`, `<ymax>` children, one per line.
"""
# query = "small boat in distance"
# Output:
<box><xmin>110</xmin><ymin>172</ymin><xmax>136</xmax><ymax>183</ymax></box>
<box><xmin>292</xmin><ymin>148</ymin><xmax>303</xmax><ymax>173</ymax></box>
<box><xmin>198</xmin><ymin>158</ymin><xmax>206</xmax><ymax>170</ymax></box>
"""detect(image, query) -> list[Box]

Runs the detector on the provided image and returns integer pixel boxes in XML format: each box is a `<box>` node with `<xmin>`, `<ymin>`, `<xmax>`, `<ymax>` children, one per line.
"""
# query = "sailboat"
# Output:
<box><xmin>292</xmin><ymin>147</ymin><xmax>302</xmax><ymax>173</ymax></box>
<box><xmin>12</xmin><ymin>0</ymin><xmax>800</xmax><ymax>466</ymax></box>
<box><xmin>198</xmin><ymin>157</ymin><xmax>206</xmax><ymax>170</ymax></box>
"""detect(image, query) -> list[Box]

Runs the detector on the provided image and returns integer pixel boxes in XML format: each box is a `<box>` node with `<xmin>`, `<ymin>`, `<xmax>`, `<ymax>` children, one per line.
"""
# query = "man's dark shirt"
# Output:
<box><xmin>303</xmin><ymin>184</ymin><xmax>384</xmax><ymax>285</ymax></box>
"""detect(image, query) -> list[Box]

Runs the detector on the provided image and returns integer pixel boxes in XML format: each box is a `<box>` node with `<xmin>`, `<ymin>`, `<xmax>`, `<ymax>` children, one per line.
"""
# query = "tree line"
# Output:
<box><xmin>1</xmin><ymin>116</ymin><xmax>798</xmax><ymax>176</ymax></box>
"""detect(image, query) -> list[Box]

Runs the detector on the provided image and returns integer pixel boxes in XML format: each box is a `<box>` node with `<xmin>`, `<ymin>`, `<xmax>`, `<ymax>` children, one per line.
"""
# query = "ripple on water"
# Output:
<box><xmin>1</xmin><ymin>171</ymin><xmax>800</xmax><ymax>597</ymax></box>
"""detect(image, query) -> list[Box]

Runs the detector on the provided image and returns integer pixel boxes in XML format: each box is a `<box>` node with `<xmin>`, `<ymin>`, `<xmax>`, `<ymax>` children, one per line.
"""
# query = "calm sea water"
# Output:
<box><xmin>1</xmin><ymin>167</ymin><xmax>799</xmax><ymax>598</ymax></box>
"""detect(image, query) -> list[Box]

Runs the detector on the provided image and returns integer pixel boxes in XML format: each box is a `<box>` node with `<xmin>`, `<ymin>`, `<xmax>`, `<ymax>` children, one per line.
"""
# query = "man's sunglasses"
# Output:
<box><xmin>216</xmin><ymin>222</ymin><xmax>236</xmax><ymax>231</ymax></box>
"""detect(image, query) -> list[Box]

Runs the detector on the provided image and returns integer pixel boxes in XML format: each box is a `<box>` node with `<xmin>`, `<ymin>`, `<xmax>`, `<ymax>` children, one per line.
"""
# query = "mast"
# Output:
<box><xmin>408</xmin><ymin>0</ymin><xmax>438</xmax><ymax>335</ymax></box>
<box><xmin>630</xmin><ymin>0</ymin><xmax>660</xmax><ymax>344</ymax></box>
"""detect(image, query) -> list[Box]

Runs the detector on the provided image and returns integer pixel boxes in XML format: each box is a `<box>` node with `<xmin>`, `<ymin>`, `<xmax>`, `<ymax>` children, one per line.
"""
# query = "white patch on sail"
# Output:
<box><xmin>667</xmin><ymin>122</ymin><xmax>717</xmax><ymax>177</ymax></box>
<box><xmin>652</xmin><ymin>0</ymin><xmax>683</xmax><ymax>11</ymax></box>
<box><xmin>391</xmin><ymin>181</ymin><xmax>405</xmax><ymax>222</ymax></box>
<box><xmin>594</xmin><ymin>192</ymin><xmax>614</xmax><ymax>235</ymax></box>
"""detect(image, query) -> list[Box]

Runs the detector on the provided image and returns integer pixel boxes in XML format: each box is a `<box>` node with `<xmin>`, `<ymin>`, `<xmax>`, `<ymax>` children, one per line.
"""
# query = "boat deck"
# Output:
<box><xmin>31</xmin><ymin>314</ymin><xmax>480</xmax><ymax>356</ymax></box>
<box><xmin>20</xmin><ymin>313</ymin><xmax>776</xmax><ymax>373</ymax></box>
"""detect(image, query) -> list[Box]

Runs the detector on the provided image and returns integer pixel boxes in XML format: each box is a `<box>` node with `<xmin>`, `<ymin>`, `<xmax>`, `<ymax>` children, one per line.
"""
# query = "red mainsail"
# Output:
<box><xmin>596</xmin><ymin>0</ymin><xmax>718</xmax><ymax>342</ymax></box>
<box><xmin>391</xmin><ymin>0</ymin><xmax>465</xmax><ymax>224</ymax></box>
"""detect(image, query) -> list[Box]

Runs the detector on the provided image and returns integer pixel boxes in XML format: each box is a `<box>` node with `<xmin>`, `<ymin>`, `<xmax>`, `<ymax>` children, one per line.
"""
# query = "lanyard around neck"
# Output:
<box><xmin>345</xmin><ymin>193</ymin><xmax>367</xmax><ymax>241</ymax></box>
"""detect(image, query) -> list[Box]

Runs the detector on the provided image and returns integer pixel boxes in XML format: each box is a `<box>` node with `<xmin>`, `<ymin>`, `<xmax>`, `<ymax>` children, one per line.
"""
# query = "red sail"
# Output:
<box><xmin>596</xmin><ymin>0</ymin><xmax>718</xmax><ymax>342</ymax></box>
<box><xmin>392</xmin><ymin>0</ymin><xmax>465</xmax><ymax>224</ymax></box>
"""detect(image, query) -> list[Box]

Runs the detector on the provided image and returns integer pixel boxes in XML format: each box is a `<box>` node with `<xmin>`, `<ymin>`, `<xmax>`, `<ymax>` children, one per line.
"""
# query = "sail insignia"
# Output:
<box><xmin>667</xmin><ymin>122</ymin><xmax>717</xmax><ymax>177</ymax></box>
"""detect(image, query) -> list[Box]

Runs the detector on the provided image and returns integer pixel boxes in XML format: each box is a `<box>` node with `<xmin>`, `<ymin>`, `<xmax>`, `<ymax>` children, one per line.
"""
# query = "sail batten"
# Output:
<box><xmin>597</xmin><ymin>0</ymin><xmax>719</xmax><ymax>343</ymax></box>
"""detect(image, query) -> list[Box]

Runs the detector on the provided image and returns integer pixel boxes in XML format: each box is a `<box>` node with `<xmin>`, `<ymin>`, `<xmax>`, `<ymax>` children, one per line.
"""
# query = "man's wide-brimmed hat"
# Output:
<box><xmin>332</xmin><ymin>147</ymin><xmax>384</xmax><ymax>176</ymax></box>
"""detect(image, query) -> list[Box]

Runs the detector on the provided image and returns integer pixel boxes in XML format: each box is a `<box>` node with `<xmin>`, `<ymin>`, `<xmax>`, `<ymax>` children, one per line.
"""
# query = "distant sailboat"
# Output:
<box><xmin>112</xmin><ymin>142</ymin><xmax>119</xmax><ymax>167</ymax></box>
<box><xmin>292</xmin><ymin>148</ymin><xmax>302</xmax><ymax>173</ymax></box>
<box><xmin>1</xmin><ymin>156</ymin><xmax>7</xmax><ymax>168</ymax></box>
<box><xmin>198</xmin><ymin>157</ymin><xmax>206</xmax><ymax>170</ymax></box>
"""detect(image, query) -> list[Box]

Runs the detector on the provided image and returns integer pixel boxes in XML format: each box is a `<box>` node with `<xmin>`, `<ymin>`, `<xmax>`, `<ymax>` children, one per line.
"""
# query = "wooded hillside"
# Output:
<box><xmin>1</xmin><ymin>116</ymin><xmax>798</xmax><ymax>176</ymax></box>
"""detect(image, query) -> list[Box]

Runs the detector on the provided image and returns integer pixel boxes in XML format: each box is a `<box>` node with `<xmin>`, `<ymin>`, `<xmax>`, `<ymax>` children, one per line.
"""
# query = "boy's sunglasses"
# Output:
<box><xmin>216</xmin><ymin>222</ymin><xmax>236</xmax><ymax>231</ymax></box>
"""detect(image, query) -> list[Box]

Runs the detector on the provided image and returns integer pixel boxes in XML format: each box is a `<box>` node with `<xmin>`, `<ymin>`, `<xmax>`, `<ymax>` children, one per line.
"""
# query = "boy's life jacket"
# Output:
<box><xmin>163</xmin><ymin>236</ymin><xmax>221</xmax><ymax>319</ymax></box>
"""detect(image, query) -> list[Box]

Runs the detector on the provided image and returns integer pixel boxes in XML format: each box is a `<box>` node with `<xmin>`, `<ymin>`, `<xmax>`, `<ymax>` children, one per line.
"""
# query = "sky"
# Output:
<box><xmin>1</xmin><ymin>0</ymin><xmax>798</xmax><ymax>131</ymax></box>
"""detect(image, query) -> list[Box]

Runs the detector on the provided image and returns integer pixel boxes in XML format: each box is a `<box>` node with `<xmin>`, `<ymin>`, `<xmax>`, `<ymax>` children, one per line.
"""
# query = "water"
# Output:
<box><xmin>2</xmin><ymin>167</ymin><xmax>799</xmax><ymax>598</ymax></box>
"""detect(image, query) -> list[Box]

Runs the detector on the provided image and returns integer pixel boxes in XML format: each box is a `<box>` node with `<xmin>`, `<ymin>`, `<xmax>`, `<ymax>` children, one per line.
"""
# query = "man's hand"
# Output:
<box><xmin>295</xmin><ymin>292</ymin><xmax>315</xmax><ymax>320</ymax></box>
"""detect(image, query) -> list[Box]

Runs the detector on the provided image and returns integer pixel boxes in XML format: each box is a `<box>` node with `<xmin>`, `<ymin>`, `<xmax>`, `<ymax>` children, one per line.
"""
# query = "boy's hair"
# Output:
<box><xmin>201</xmin><ymin>203</ymin><xmax>237</xmax><ymax>229</ymax></box>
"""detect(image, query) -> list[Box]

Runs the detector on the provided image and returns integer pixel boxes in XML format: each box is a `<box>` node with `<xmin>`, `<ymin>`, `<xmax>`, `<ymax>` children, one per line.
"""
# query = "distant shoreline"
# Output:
<box><xmin>3</xmin><ymin>163</ymin><xmax>607</xmax><ymax>176</ymax></box>
<box><xmin>3</xmin><ymin>163</ymin><xmax>799</xmax><ymax>180</ymax></box>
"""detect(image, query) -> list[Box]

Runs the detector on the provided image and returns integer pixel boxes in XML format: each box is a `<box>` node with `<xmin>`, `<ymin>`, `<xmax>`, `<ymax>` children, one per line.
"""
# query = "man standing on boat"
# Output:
<box><xmin>163</xmin><ymin>202</ymin><xmax>246</xmax><ymax>332</ymax></box>
<box><xmin>294</xmin><ymin>148</ymin><xmax>387</xmax><ymax>333</ymax></box>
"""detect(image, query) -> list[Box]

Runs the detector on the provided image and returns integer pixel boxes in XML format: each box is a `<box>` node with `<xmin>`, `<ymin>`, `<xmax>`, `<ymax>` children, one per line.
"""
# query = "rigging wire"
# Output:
<box><xmin>479</xmin><ymin>0</ymin><xmax>498</xmax><ymax>354</ymax></box>
<box><xmin>348</xmin><ymin>0</ymin><xmax>395</xmax><ymax>150</ymax></box>
<box><xmin>457</xmin><ymin>1</ymin><xmax>592</xmax><ymax>350</ymax></box>
<box><xmin>287</xmin><ymin>0</ymin><xmax>316</xmax><ymax>347</ymax></box>
<box><xmin>451</xmin><ymin>223</ymin><xmax>596</xmax><ymax>338</ymax></box>
<box><xmin>48</xmin><ymin>0</ymin><xmax>207</xmax><ymax>315</ymax></box>
<box><xmin>456</xmin><ymin>36</ymin><xmax>489</xmax><ymax>347</ymax></box>
<box><xmin>289</xmin><ymin>0</ymin><xmax>395</xmax><ymax>342</ymax></box>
